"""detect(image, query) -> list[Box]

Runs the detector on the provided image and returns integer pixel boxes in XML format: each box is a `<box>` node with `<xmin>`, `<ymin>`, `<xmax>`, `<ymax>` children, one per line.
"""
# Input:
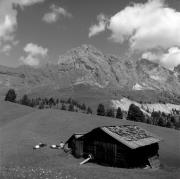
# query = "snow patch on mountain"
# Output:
<box><xmin>132</xmin><ymin>83</ymin><xmax>144</xmax><ymax>90</ymax></box>
<box><xmin>132</xmin><ymin>83</ymin><xmax>154</xmax><ymax>90</ymax></box>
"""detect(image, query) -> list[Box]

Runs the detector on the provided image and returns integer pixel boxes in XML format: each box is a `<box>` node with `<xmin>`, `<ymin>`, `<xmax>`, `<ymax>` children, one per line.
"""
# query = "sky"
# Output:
<box><xmin>0</xmin><ymin>0</ymin><xmax>180</xmax><ymax>70</ymax></box>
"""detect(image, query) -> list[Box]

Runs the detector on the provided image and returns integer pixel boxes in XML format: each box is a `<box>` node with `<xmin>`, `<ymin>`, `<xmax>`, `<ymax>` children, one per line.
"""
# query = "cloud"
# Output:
<box><xmin>20</xmin><ymin>43</ymin><xmax>48</xmax><ymax>66</ymax></box>
<box><xmin>18</xmin><ymin>0</ymin><xmax>45</xmax><ymax>6</ymax></box>
<box><xmin>43</xmin><ymin>4</ymin><xmax>72</xmax><ymax>24</ymax></box>
<box><xmin>89</xmin><ymin>14</ymin><xmax>108</xmax><ymax>38</ymax></box>
<box><xmin>90</xmin><ymin>0</ymin><xmax>180</xmax><ymax>51</ymax></box>
<box><xmin>1</xmin><ymin>44</ymin><xmax>12</xmax><ymax>55</ymax></box>
<box><xmin>24</xmin><ymin>43</ymin><xmax>48</xmax><ymax>56</ymax></box>
<box><xmin>142</xmin><ymin>47</ymin><xmax>180</xmax><ymax>70</ymax></box>
<box><xmin>0</xmin><ymin>0</ymin><xmax>45</xmax><ymax>49</ymax></box>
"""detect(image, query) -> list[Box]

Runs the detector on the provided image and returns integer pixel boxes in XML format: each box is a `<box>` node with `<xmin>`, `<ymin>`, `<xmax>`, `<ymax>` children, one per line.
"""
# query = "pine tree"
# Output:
<box><xmin>61</xmin><ymin>103</ymin><xmax>66</xmax><ymax>110</ymax></box>
<box><xmin>68</xmin><ymin>104</ymin><xmax>74</xmax><ymax>112</ymax></box>
<box><xmin>116</xmin><ymin>107</ymin><xmax>123</xmax><ymax>119</ymax></box>
<box><xmin>127</xmin><ymin>104</ymin><xmax>145</xmax><ymax>122</ymax></box>
<box><xmin>21</xmin><ymin>94</ymin><xmax>30</xmax><ymax>106</ymax></box>
<box><xmin>49</xmin><ymin>97</ymin><xmax>55</xmax><ymax>107</ymax></box>
<box><xmin>158</xmin><ymin>117</ymin><xmax>166</xmax><ymax>127</ymax></box>
<box><xmin>39</xmin><ymin>102</ymin><xmax>44</xmax><ymax>109</ymax></box>
<box><xmin>97</xmin><ymin>104</ymin><xmax>105</xmax><ymax>116</ymax></box>
<box><xmin>5</xmin><ymin>89</ymin><xmax>16</xmax><ymax>102</ymax></box>
<box><xmin>81</xmin><ymin>103</ymin><xmax>86</xmax><ymax>111</ymax></box>
<box><xmin>67</xmin><ymin>98</ymin><xmax>72</xmax><ymax>104</ymax></box>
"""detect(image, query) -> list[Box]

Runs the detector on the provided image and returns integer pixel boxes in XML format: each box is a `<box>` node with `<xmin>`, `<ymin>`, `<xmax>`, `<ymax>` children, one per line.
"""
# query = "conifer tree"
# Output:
<box><xmin>97</xmin><ymin>104</ymin><xmax>105</xmax><ymax>116</ymax></box>
<box><xmin>116</xmin><ymin>107</ymin><xmax>123</xmax><ymax>119</ymax></box>
<box><xmin>5</xmin><ymin>89</ymin><xmax>16</xmax><ymax>102</ymax></box>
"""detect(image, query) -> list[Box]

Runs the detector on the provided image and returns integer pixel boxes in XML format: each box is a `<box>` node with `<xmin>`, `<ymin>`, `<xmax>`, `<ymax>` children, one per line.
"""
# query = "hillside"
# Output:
<box><xmin>0</xmin><ymin>100</ymin><xmax>35</xmax><ymax>127</ymax></box>
<box><xmin>112</xmin><ymin>97</ymin><xmax>180</xmax><ymax>114</ymax></box>
<box><xmin>0</xmin><ymin>102</ymin><xmax>179</xmax><ymax>178</ymax></box>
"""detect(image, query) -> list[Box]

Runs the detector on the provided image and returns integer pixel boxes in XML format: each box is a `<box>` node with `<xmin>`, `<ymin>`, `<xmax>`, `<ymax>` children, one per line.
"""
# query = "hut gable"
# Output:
<box><xmin>101</xmin><ymin>125</ymin><xmax>161</xmax><ymax>149</ymax></box>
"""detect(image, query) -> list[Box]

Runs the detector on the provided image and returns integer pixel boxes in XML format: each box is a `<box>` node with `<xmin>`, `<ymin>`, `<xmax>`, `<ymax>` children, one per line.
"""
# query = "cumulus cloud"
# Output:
<box><xmin>142</xmin><ymin>47</ymin><xmax>180</xmax><ymax>70</ymax></box>
<box><xmin>20</xmin><ymin>43</ymin><xmax>48</xmax><ymax>66</ymax></box>
<box><xmin>0</xmin><ymin>0</ymin><xmax>45</xmax><ymax>49</ymax></box>
<box><xmin>90</xmin><ymin>0</ymin><xmax>180</xmax><ymax>51</ymax></box>
<box><xmin>90</xmin><ymin>0</ymin><xmax>180</xmax><ymax>69</ymax></box>
<box><xmin>43</xmin><ymin>4</ymin><xmax>72</xmax><ymax>24</ymax></box>
<box><xmin>89</xmin><ymin>14</ymin><xmax>108</xmax><ymax>38</ymax></box>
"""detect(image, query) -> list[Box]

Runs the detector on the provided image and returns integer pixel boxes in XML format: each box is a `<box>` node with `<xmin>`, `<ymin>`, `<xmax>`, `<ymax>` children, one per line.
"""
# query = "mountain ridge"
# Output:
<box><xmin>1</xmin><ymin>44</ymin><xmax>180</xmax><ymax>104</ymax></box>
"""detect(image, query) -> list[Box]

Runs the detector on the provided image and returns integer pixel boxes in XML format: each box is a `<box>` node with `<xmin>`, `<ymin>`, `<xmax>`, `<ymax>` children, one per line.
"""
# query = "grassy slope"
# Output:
<box><xmin>0</xmin><ymin>102</ymin><xmax>179</xmax><ymax>178</ymax></box>
<box><xmin>0</xmin><ymin>100</ymin><xmax>35</xmax><ymax>127</ymax></box>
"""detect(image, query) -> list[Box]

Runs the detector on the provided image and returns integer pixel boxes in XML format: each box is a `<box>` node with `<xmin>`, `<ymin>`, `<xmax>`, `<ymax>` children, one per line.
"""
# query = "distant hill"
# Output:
<box><xmin>1</xmin><ymin>44</ymin><xmax>180</xmax><ymax>106</ymax></box>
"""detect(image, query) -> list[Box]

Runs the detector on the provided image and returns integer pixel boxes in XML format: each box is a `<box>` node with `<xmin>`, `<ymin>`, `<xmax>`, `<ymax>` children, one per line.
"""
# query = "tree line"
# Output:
<box><xmin>4</xmin><ymin>89</ymin><xmax>93</xmax><ymax>114</ymax></box>
<box><xmin>96</xmin><ymin>103</ymin><xmax>180</xmax><ymax>130</ymax></box>
<box><xmin>96</xmin><ymin>103</ymin><xmax>123</xmax><ymax>119</ymax></box>
<box><xmin>4</xmin><ymin>89</ymin><xmax>180</xmax><ymax>130</ymax></box>
<box><xmin>127</xmin><ymin>104</ymin><xmax>180</xmax><ymax>130</ymax></box>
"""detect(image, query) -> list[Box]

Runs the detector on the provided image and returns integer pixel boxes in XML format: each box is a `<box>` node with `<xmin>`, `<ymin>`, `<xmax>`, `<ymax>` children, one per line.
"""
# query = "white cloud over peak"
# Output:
<box><xmin>89</xmin><ymin>0</ymin><xmax>180</xmax><ymax>51</ymax></box>
<box><xmin>142</xmin><ymin>47</ymin><xmax>180</xmax><ymax>70</ymax></box>
<box><xmin>43</xmin><ymin>4</ymin><xmax>72</xmax><ymax>24</ymax></box>
<box><xmin>89</xmin><ymin>14</ymin><xmax>108</xmax><ymax>38</ymax></box>
<box><xmin>20</xmin><ymin>43</ymin><xmax>48</xmax><ymax>66</ymax></box>
<box><xmin>89</xmin><ymin>0</ymin><xmax>180</xmax><ymax>69</ymax></box>
<box><xmin>0</xmin><ymin>0</ymin><xmax>45</xmax><ymax>50</ymax></box>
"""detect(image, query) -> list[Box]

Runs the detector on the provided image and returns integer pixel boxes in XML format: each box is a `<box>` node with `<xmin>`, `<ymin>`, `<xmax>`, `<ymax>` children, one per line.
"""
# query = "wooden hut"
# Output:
<box><xmin>66</xmin><ymin>125</ymin><xmax>162</xmax><ymax>169</ymax></box>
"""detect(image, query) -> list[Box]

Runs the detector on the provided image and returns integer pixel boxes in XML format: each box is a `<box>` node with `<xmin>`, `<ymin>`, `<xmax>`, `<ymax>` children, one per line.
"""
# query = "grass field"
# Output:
<box><xmin>0</xmin><ymin>101</ymin><xmax>179</xmax><ymax>178</ymax></box>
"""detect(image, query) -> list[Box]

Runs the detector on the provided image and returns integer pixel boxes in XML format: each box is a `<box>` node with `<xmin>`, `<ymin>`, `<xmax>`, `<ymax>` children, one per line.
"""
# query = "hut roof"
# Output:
<box><xmin>101</xmin><ymin>125</ymin><xmax>162</xmax><ymax>149</ymax></box>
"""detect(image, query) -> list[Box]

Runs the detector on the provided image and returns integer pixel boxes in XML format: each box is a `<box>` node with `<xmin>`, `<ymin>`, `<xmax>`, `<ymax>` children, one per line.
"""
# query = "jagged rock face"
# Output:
<box><xmin>58</xmin><ymin>44</ymin><xmax>137</xmax><ymax>89</ymax></box>
<box><xmin>1</xmin><ymin>44</ymin><xmax>180</xmax><ymax>99</ymax></box>
<box><xmin>135</xmin><ymin>59</ymin><xmax>180</xmax><ymax>94</ymax></box>
<box><xmin>58</xmin><ymin>44</ymin><xmax>112</xmax><ymax>88</ymax></box>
